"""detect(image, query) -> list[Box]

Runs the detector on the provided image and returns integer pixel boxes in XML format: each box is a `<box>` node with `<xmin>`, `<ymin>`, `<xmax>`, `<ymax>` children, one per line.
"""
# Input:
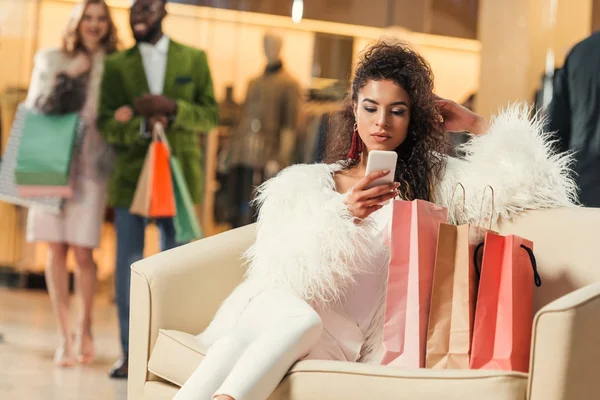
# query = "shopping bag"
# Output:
<box><xmin>129</xmin><ymin>143</ymin><xmax>156</xmax><ymax>217</ymax></box>
<box><xmin>130</xmin><ymin>123</ymin><xmax>176</xmax><ymax>218</ymax></box>
<box><xmin>149</xmin><ymin>138</ymin><xmax>176</xmax><ymax>218</ymax></box>
<box><xmin>171</xmin><ymin>156</ymin><xmax>202</xmax><ymax>243</ymax></box>
<box><xmin>17</xmin><ymin>161</ymin><xmax>77</xmax><ymax>199</ymax></box>
<box><xmin>14</xmin><ymin>110</ymin><xmax>79</xmax><ymax>185</ymax></box>
<box><xmin>17</xmin><ymin>183</ymin><xmax>74</xmax><ymax>198</ymax></box>
<box><xmin>0</xmin><ymin>104</ymin><xmax>72</xmax><ymax>214</ymax></box>
<box><xmin>425</xmin><ymin>185</ymin><xmax>492</xmax><ymax>369</ymax></box>
<box><xmin>382</xmin><ymin>199</ymin><xmax>448</xmax><ymax>367</ymax></box>
<box><xmin>470</xmin><ymin>232</ymin><xmax>542</xmax><ymax>373</ymax></box>
<box><xmin>425</xmin><ymin>223</ymin><xmax>477</xmax><ymax>369</ymax></box>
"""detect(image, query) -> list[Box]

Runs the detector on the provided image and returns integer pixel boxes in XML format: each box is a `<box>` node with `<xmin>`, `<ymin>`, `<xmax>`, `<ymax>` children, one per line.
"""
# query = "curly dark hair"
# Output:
<box><xmin>324</xmin><ymin>39</ymin><xmax>448</xmax><ymax>202</ymax></box>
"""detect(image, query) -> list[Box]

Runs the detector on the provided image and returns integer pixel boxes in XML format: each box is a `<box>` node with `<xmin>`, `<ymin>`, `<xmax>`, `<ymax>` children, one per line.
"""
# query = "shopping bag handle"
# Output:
<box><xmin>472</xmin><ymin>242</ymin><xmax>542</xmax><ymax>287</ymax></box>
<box><xmin>478</xmin><ymin>185</ymin><xmax>495</xmax><ymax>229</ymax></box>
<box><xmin>450</xmin><ymin>182</ymin><xmax>466</xmax><ymax>219</ymax></box>
<box><xmin>520</xmin><ymin>244</ymin><xmax>542</xmax><ymax>287</ymax></box>
<box><xmin>152</xmin><ymin>122</ymin><xmax>171</xmax><ymax>153</ymax></box>
<box><xmin>473</xmin><ymin>242</ymin><xmax>484</xmax><ymax>280</ymax></box>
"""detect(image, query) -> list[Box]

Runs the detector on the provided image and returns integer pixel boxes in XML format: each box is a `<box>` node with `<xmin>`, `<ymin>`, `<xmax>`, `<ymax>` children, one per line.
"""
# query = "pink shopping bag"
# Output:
<box><xmin>17</xmin><ymin>184</ymin><xmax>73</xmax><ymax>198</ymax></box>
<box><xmin>382</xmin><ymin>199</ymin><xmax>448</xmax><ymax>367</ymax></box>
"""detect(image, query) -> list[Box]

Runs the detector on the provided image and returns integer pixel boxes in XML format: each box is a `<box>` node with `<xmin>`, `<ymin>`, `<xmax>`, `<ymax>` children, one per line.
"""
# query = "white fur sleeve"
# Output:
<box><xmin>25</xmin><ymin>50</ymin><xmax>53</xmax><ymax>108</ymax></box>
<box><xmin>437</xmin><ymin>103</ymin><xmax>578</xmax><ymax>224</ymax></box>
<box><xmin>243</xmin><ymin>164</ymin><xmax>380</xmax><ymax>307</ymax></box>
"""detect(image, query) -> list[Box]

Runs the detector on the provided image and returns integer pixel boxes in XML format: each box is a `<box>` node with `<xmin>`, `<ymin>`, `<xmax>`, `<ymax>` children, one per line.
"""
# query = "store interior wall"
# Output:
<box><xmin>4</xmin><ymin>0</ymin><xmax>594</xmax><ymax>274</ymax></box>
<box><xmin>0</xmin><ymin>0</ymin><xmax>482</xmax><ymax>276</ymax></box>
<box><xmin>169</xmin><ymin>0</ymin><xmax>478</xmax><ymax>38</ymax></box>
<box><xmin>1</xmin><ymin>0</ymin><xmax>481</xmax><ymax>105</ymax></box>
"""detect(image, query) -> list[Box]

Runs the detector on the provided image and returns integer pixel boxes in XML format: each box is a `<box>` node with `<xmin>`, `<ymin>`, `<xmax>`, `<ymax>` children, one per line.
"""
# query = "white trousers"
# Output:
<box><xmin>173</xmin><ymin>289</ymin><xmax>323</xmax><ymax>400</ymax></box>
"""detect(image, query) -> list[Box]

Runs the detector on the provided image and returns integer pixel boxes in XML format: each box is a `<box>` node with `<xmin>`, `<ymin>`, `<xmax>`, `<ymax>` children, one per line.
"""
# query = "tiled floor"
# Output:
<box><xmin>0</xmin><ymin>287</ymin><xmax>128</xmax><ymax>400</ymax></box>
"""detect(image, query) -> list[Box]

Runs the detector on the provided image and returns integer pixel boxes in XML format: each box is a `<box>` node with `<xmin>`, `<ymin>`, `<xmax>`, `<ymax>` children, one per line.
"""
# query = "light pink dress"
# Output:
<box><xmin>25</xmin><ymin>48</ymin><xmax>110</xmax><ymax>249</ymax></box>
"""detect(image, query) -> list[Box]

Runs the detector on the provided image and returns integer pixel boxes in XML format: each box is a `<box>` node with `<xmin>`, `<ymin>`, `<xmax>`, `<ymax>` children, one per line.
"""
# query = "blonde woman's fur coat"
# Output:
<box><xmin>198</xmin><ymin>104</ymin><xmax>578</xmax><ymax>362</ymax></box>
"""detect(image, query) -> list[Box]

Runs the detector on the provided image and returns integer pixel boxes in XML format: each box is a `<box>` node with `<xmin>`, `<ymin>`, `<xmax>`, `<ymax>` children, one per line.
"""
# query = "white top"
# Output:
<box><xmin>138</xmin><ymin>35</ymin><xmax>169</xmax><ymax>94</ymax></box>
<box><xmin>307</xmin><ymin>202</ymin><xmax>392</xmax><ymax>362</ymax></box>
<box><xmin>336</xmin><ymin>203</ymin><xmax>392</xmax><ymax>330</ymax></box>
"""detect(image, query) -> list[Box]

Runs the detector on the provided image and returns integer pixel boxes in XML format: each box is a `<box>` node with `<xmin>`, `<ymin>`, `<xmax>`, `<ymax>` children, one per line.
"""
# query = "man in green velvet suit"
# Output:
<box><xmin>97</xmin><ymin>0</ymin><xmax>218</xmax><ymax>379</ymax></box>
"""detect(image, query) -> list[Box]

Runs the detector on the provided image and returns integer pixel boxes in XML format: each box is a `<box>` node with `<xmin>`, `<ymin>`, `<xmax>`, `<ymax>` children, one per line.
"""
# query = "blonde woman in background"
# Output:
<box><xmin>24</xmin><ymin>0</ymin><xmax>118</xmax><ymax>367</ymax></box>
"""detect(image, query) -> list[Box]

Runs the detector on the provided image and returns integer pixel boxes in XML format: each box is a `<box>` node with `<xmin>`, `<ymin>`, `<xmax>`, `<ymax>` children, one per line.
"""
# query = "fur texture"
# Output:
<box><xmin>199</xmin><ymin>103</ymin><xmax>578</xmax><ymax>360</ymax></box>
<box><xmin>437</xmin><ymin>104</ymin><xmax>578</xmax><ymax>225</ymax></box>
<box><xmin>244</xmin><ymin>163</ymin><xmax>387</xmax><ymax>308</ymax></box>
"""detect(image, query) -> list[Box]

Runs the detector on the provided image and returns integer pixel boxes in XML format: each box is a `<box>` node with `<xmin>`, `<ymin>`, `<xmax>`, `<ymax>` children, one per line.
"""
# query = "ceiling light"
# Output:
<box><xmin>292</xmin><ymin>0</ymin><xmax>303</xmax><ymax>24</ymax></box>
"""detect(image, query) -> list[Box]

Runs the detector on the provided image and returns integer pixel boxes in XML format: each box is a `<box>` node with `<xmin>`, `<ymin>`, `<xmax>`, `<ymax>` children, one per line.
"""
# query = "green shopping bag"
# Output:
<box><xmin>14</xmin><ymin>111</ymin><xmax>79</xmax><ymax>185</ymax></box>
<box><xmin>170</xmin><ymin>156</ymin><xmax>202</xmax><ymax>243</ymax></box>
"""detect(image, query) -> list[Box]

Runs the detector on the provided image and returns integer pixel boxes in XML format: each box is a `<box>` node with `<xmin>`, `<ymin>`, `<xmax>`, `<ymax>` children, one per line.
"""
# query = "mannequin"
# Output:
<box><xmin>218</xmin><ymin>85</ymin><xmax>240</xmax><ymax>128</ymax></box>
<box><xmin>227</xmin><ymin>31</ymin><xmax>304</xmax><ymax>228</ymax></box>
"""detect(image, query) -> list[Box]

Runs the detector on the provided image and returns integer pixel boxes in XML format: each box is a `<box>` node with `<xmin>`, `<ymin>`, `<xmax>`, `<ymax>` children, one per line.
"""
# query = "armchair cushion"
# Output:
<box><xmin>148</xmin><ymin>329</ymin><xmax>208</xmax><ymax>387</ymax></box>
<box><xmin>148</xmin><ymin>329</ymin><xmax>528</xmax><ymax>400</ymax></box>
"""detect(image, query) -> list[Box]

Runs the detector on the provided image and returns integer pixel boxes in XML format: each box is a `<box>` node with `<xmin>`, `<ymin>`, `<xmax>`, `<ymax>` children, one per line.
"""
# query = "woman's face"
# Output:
<box><xmin>354</xmin><ymin>79</ymin><xmax>411</xmax><ymax>153</ymax></box>
<box><xmin>78</xmin><ymin>3</ymin><xmax>110</xmax><ymax>48</ymax></box>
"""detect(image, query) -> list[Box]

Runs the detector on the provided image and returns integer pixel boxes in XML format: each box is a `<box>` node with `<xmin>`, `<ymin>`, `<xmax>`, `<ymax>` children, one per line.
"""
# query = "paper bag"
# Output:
<box><xmin>15</xmin><ymin>111</ymin><xmax>79</xmax><ymax>186</ymax></box>
<box><xmin>425</xmin><ymin>223</ymin><xmax>487</xmax><ymax>369</ymax></box>
<box><xmin>382</xmin><ymin>199</ymin><xmax>448</xmax><ymax>368</ymax></box>
<box><xmin>149</xmin><ymin>137</ymin><xmax>176</xmax><ymax>218</ymax></box>
<box><xmin>130</xmin><ymin>143</ymin><xmax>155</xmax><ymax>217</ymax></box>
<box><xmin>470</xmin><ymin>232</ymin><xmax>541</xmax><ymax>373</ymax></box>
<box><xmin>0</xmin><ymin>104</ymin><xmax>63</xmax><ymax>213</ymax></box>
<box><xmin>171</xmin><ymin>156</ymin><xmax>202</xmax><ymax>243</ymax></box>
<box><xmin>17</xmin><ymin>161</ymin><xmax>77</xmax><ymax>199</ymax></box>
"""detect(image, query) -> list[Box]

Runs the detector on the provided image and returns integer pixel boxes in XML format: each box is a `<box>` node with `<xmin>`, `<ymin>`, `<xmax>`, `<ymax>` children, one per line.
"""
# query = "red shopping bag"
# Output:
<box><xmin>148</xmin><ymin>134</ymin><xmax>176</xmax><ymax>218</ymax></box>
<box><xmin>470</xmin><ymin>232</ymin><xmax>542</xmax><ymax>373</ymax></box>
<box><xmin>382</xmin><ymin>199</ymin><xmax>448</xmax><ymax>367</ymax></box>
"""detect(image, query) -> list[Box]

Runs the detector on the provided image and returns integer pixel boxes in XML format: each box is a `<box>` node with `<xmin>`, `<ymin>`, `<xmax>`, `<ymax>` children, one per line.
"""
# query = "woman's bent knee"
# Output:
<box><xmin>291</xmin><ymin>309</ymin><xmax>323</xmax><ymax>348</ymax></box>
<box><xmin>300</xmin><ymin>310</ymin><xmax>323</xmax><ymax>334</ymax></box>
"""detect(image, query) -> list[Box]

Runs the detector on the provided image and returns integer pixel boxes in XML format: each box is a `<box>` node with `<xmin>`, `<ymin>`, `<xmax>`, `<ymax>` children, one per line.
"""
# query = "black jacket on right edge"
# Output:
<box><xmin>547</xmin><ymin>32</ymin><xmax>600</xmax><ymax>207</ymax></box>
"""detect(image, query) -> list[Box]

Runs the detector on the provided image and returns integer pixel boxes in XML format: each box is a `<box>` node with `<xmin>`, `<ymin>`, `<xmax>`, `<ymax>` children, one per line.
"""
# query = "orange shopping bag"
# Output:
<box><xmin>382</xmin><ymin>199</ymin><xmax>448</xmax><ymax>368</ymax></box>
<box><xmin>149</xmin><ymin>138</ymin><xmax>176</xmax><ymax>218</ymax></box>
<box><xmin>470</xmin><ymin>232</ymin><xmax>542</xmax><ymax>373</ymax></box>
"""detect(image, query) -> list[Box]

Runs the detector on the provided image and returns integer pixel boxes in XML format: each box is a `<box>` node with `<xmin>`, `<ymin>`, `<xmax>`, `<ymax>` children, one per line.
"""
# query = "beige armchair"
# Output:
<box><xmin>128</xmin><ymin>208</ymin><xmax>600</xmax><ymax>400</ymax></box>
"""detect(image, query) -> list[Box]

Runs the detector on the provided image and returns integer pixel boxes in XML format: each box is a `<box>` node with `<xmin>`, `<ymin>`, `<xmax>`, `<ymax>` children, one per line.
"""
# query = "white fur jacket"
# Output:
<box><xmin>199</xmin><ymin>105</ymin><xmax>578</xmax><ymax>354</ymax></box>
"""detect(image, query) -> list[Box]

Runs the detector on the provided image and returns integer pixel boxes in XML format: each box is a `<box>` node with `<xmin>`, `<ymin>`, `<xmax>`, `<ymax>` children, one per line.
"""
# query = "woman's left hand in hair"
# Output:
<box><xmin>435</xmin><ymin>97</ymin><xmax>489</xmax><ymax>135</ymax></box>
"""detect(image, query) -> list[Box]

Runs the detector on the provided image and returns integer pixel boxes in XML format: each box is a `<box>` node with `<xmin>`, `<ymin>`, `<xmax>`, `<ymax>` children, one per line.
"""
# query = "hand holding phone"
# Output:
<box><xmin>345</xmin><ymin>169</ymin><xmax>400</xmax><ymax>221</ymax></box>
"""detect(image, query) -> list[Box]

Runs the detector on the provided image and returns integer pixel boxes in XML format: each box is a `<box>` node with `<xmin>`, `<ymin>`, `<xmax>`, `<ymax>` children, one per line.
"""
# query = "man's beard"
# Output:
<box><xmin>133</xmin><ymin>18</ymin><xmax>162</xmax><ymax>43</ymax></box>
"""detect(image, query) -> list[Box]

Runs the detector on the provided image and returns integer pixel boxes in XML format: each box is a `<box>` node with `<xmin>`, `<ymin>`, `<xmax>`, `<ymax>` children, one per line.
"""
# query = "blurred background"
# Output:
<box><xmin>2</xmin><ymin>0</ymin><xmax>595</xmax><ymax>284</ymax></box>
<box><xmin>0</xmin><ymin>0</ymin><xmax>598</xmax><ymax>398</ymax></box>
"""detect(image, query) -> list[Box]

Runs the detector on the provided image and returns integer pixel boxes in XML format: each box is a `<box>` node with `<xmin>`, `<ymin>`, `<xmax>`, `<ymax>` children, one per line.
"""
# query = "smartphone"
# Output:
<box><xmin>365</xmin><ymin>150</ymin><xmax>398</xmax><ymax>189</ymax></box>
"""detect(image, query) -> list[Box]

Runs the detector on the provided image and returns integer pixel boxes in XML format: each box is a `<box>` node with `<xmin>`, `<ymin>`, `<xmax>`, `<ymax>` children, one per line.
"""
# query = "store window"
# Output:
<box><xmin>311</xmin><ymin>33</ymin><xmax>353</xmax><ymax>95</ymax></box>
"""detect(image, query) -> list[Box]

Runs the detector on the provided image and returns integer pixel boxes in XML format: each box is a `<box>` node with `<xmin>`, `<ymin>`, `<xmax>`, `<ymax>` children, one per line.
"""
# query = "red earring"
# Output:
<box><xmin>347</xmin><ymin>123</ymin><xmax>364</xmax><ymax>161</ymax></box>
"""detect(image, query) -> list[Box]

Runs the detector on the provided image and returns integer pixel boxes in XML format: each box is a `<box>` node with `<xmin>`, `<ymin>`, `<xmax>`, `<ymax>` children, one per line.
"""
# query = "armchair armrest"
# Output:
<box><xmin>528</xmin><ymin>281</ymin><xmax>600</xmax><ymax>400</ymax></box>
<box><xmin>128</xmin><ymin>223</ymin><xmax>256</xmax><ymax>400</ymax></box>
